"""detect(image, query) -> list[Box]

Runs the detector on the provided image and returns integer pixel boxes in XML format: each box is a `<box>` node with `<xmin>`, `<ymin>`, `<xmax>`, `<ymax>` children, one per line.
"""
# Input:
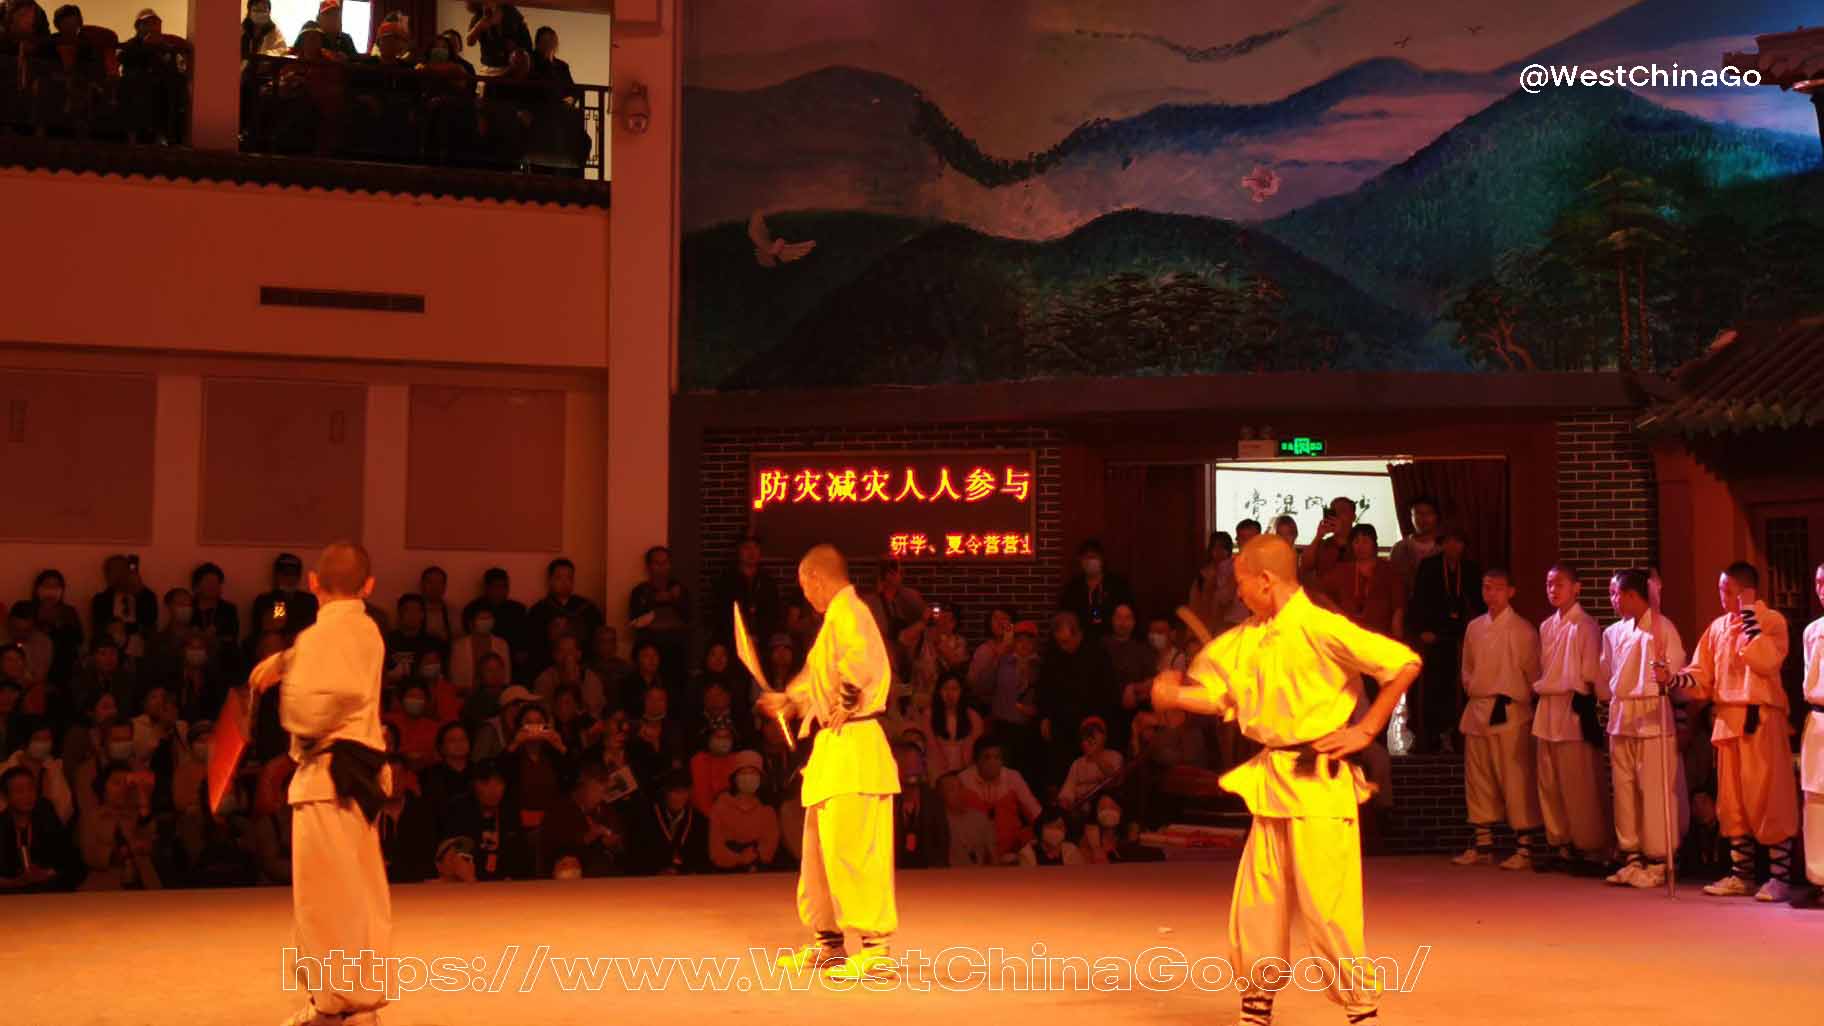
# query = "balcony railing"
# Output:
<box><xmin>0</xmin><ymin>46</ymin><xmax>191</xmax><ymax>144</ymax></box>
<box><xmin>239</xmin><ymin>55</ymin><xmax>609</xmax><ymax>180</ymax></box>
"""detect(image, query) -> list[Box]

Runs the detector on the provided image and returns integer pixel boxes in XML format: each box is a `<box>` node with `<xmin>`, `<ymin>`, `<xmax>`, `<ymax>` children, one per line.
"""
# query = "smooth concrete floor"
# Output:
<box><xmin>4</xmin><ymin>856</ymin><xmax>1820</xmax><ymax>1025</ymax></box>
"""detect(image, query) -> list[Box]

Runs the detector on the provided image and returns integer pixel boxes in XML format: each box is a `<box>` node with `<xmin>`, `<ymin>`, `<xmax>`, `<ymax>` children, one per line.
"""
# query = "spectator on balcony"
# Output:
<box><xmin>314</xmin><ymin>0</ymin><xmax>356</xmax><ymax>58</ymax></box>
<box><xmin>240</xmin><ymin>0</ymin><xmax>284</xmax><ymax>58</ymax></box>
<box><xmin>417</xmin><ymin>565</ymin><xmax>454</xmax><ymax>642</ymax></box>
<box><xmin>90</xmin><ymin>555</ymin><xmax>157</xmax><ymax>661</ymax></box>
<box><xmin>119</xmin><ymin>11</ymin><xmax>189</xmax><ymax>141</ymax></box>
<box><xmin>465</xmin><ymin>0</ymin><xmax>529</xmax><ymax>73</ymax></box>
<box><xmin>431</xmin><ymin>27</ymin><xmax>475</xmax><ymax>75</ymax></box>
<box><xmin>189</xmin><ymin>563</ymin><xmax>239</xmax><ymax>650</ymax></box>
<box><xmin>529</xmin><ymin>25</ymin><xmax>573</xmax><ymax>91</ymax></box>
<box><xmin>251</xmin><ymin>553</ymin><xmax>317</xmax><ymax>635</ymax></box>
<box><xmin>42</xmin><ymin>5</ymin><xmax>109</xmax><ymax>70</ymax></box>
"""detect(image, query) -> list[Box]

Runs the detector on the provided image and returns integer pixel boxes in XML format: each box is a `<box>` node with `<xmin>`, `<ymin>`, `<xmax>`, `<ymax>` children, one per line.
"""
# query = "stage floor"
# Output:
<box><xmin>8</xmin><ymin>857</ymin><xmax>1821</xmax><ymax>1025</ymax></box>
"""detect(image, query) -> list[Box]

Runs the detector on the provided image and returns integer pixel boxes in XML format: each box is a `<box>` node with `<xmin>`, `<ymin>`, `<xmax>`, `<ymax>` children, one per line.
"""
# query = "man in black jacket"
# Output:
<box><xmin>1037</xmin><ymin>612</ymin><xmax>1117</xmax><ymax>788</ymax></box>
<box><xmin>90</xmin><ymin>555</ymin><xmax>159</xmax><ymax>656</ymax></box>
<box><xmin>710</xmin><ymin>535</ymin><xmax>782</xmax><ymax>649</ymax></box>
<box><xmin>1057</xmin><ymin>540</ymin><xmax>1133</xmax><ymax>641</ymax></box>
<box><xmin>1406</xmin><ymin>528</ymin><xmax>1486</xmax><ymax>754</ymax></box>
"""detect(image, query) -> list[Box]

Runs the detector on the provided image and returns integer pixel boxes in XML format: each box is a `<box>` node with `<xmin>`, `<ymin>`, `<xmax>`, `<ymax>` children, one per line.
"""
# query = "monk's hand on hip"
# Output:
<box><xmin>1313</xmin><ymin>724</ymin><xmax>1373</xmax><ymax>757</ymax></box>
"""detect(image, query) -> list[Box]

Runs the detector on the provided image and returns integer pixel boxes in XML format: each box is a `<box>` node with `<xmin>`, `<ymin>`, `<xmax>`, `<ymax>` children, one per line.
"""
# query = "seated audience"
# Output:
<box><xmin>631</xmin><ymin>772</ymin><xmax>708</xmax><ymax>875</ymax></box>
<box><xmin>707</xmin><ymin>750</ymin><xmax>778</xmax><ymax>872</ymax></box>
<box><xmin>1018</xmin><ymin>807</ymin><xmax>1083</xmax><ymax>867</ymax></box>
<box><xmin>956</xmin><ymin>739</ymin><xmax>1040</xmax><ymax>862</ymax></box>
<box><xmin>0</xmin><ymin>765</ymin><xmax>75</xmax><ymax>891</ymax></box>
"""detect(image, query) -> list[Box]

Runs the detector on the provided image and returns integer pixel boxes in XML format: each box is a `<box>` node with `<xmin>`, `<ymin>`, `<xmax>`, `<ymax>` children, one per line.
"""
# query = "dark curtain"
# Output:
<box><xmin>371</xmin><ymin>0</ymin><xmax>440</xmax><ymax>57</ymax></box>
<box><xmin>1387</xmin><ymin>458</ymin><xmax>1511</xmax><ymax>570</ymax></box>
<box><xmin>1102</xmin><ymin>464</ymin><xmax>1202</xmax><ymax>622</ymax></box>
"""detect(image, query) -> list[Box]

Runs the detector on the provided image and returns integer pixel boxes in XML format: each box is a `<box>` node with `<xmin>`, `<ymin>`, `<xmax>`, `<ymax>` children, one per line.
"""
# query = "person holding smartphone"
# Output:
<box><xmin>1661</xmin><ymin>561</ymin><xmax>1797</xmax><ymax>901</ymax></box>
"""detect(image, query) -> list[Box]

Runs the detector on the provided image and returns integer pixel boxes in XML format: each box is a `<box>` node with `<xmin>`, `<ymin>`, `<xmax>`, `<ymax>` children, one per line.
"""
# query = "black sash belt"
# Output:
<box><xmin>1267</xmin><ymin>742</ymin><xmax>1358</xmax><ymax>779</ymax></box>
<box><xmin>1570</xmin><ymin>692</ymin><xmax>1606</xmax><ymax>747</ymax></box>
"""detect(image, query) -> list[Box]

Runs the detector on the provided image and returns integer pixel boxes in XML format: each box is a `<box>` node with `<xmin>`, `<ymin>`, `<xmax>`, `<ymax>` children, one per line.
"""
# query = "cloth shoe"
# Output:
<box><xmin>823</xmin><ymin>944</ymin><xmax>897</xmax><ymax>981</ymax></box>
<box><xmin>1629</xmin><ymin>862</ymin><xmax>1666</xmax><ymax>889</ymax></box>
<box><xmin>776</xmin><ymin>942</ymin><xmax>848</xmax><ymax>972</ymax></box>
<box><xmin>1451</xmin><ymin>847</ymin><xmax>1491</xmax><ymax>866</ymax></box>
<box><xmin>1702</xmin><ymin>874</ymin><xmax>1754</xmax><ymax>897</ymax></box>
<box><xmin>1754</xmin><ymin>879</ymin><xmax>1791</xmax><ymax>903</ymax></box>
<box><xmin>1605</xmin><ymin>861</ymin><xmax>1642</xmax><ymax>886</ymax></box>
<box><xmin>1498</xmin><ymin>849</ymin><xmax>1532</xmax><ymax>871</ymax></box>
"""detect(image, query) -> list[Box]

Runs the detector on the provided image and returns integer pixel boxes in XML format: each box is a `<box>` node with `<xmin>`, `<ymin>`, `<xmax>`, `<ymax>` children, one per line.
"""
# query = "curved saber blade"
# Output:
<box><xmin>735</xmin><ymin>601</ymin><xmax>795</xmax><ymax>751</ymax></box>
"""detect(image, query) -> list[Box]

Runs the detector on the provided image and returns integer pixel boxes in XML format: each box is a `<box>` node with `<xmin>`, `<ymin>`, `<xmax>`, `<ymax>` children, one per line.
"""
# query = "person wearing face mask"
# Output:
<box><xmin>142</xmin><ymin>588</ymin><xmax>195</xmax><ymax>684</ymax></box>
<box><xmin>386</xmin><ymin>679</ymin><xmax>448</xmax><ymax>769</ymax></box>
<box><xmin>0</xmin><ymin>720</ymin><xmax>74</xmax><ymax>824</ymax></box>
<box><xmin>172</xmin><ymin>629</ymin><xmax>228</xmax><ymax>724</ymax></box>
<box><xmin>709</xmin><ymin>750</ymin><xmax>779</xmax><ymax>871</ymax></box>
<box><xmin>1058</xmin><ymin>540</ymin><xmax>1133</xmax><ymax>642</ymax></box>
<box><xmin>75</xmin><ymin>719</ymin><xmax>144</xmax><ymax>815</ymax></box>
<box><xmin>463</xmin><ymin>568</ymin><xmax>529</xmax><ymax>677</ymax></box>
<box><xmin>1017</xmin><ymin>808</ymin><xmax>1082</xmax><ymax>866</ymax></box>
<box><xmin>690</xmin><ymin>724</ymin><xmax>742</xmax><ymax>815</ymax></box>
<box><xmin>29</xmin><ymin>569</ymin><xmax>83</xmax><ymax>692</ymax></box>
<box><xmin>451</xmin><ymin>605</ymin><xmax>512</xmax><ymax>694</ymax></box>
<box><xmin>410</xmin><ymin>650</ymin><xmax>463</xmax><ymax>723</ymax></box>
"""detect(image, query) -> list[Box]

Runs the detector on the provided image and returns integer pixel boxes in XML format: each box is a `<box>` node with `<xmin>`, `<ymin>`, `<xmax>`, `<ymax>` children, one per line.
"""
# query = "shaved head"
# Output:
<box><xmin>1236</xmin><ymin>534</ymin><xmax>1297</xmax><ymax>583</ymax></box>
<box><xmin>797</xmin><ymin>544</ymin><xmax>851</xmax><ymax>613</ymax></box>
<box><xmin>799</xmin><ymin>544</ymin><xmax>849</xmax><ymax>584</ymax></box>
<box><xmin>313</xmin><ymin>542</ymin><xmax>373</xmax><ymax>599</ymax></box>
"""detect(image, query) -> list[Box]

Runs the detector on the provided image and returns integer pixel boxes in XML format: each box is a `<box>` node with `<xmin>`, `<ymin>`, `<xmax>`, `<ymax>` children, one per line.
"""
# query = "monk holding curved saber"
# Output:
<box><xmin>758</xmin><ymin>545</ymin><xmax>901</xmax><ymax>980</ymax></box>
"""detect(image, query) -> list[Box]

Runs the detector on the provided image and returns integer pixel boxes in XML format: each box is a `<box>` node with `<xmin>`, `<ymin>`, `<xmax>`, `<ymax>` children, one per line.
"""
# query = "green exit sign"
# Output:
<box><xmin>1278</xmin><ymin>436</ymin><xmax>1326</xmax><ymax>456</ymax></box>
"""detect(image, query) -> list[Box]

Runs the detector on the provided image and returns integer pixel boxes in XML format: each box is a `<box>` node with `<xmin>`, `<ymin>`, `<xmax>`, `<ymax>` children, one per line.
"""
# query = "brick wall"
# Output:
<box><xmin>1382</xmin><ymin>756</ymin><xmax>1475</xmax><ymax>854</ymax></box>
<box><xmin>697</xmin><ymin>424</ymin><xmax>1066</xmax><ymax>631</ymax></box>
<box><xmin>1555</xmin><ymin>409</ymin><xmax>1657</xmax><ymax>622</ymax></box>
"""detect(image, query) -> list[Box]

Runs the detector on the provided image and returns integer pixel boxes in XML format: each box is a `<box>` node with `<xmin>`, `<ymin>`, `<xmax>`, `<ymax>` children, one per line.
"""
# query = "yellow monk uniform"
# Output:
<box><xmin>1677</xmin><ymin>602</ymin><xmax>1798</xmax><ymax>895</ymax></box>
<box><xmin>1185</xmin><ymin>589</ymin><xmax>1419</xmax><ymax>1025</ymax></box>
<box><xmin>785</xmin><ymin>584</ymin><xmax>900</xmax><ymax>949</ymax></box>
<box><xmin>1801</xmin><ymin>616</ymin><xmax>1824</xmax><ymax>890</ymax></box>
<box><xmin>269</xmin><ymin>598</ymin><xmax>392</xmax><ymax>1020</ymax></box>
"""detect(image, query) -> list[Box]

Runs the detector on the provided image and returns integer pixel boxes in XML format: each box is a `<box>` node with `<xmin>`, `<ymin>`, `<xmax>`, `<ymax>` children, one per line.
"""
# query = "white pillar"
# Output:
<box><xmin>603</xmin><ymin>1</ymin><xmax>679</xmax><ymax>625</ymax></box>
<box><xmin>187</xmin><ymin>0</ymin><xmax>245</xmax><ymax>149</ymax></box>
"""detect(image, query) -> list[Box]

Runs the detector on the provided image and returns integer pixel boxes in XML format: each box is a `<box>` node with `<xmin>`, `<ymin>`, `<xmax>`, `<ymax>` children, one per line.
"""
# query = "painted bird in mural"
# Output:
<box><xmin>1240</xmin><ymin>165</ymin><xmax>1281</xmax><ymax>204</ymax></box>
<box><xmin>1466</xmin><ymin>25</ymin><xmax>1483</xmax><ymax>36</ymax></box>
<box><xmin>748</xmin><ymin>213</ymin><xmax>818</xmax><ymax>268</ymax></box>
<box><xmin>1393</xmin><ymin>35</ymin><xmax>1412</xmax><ymax>48</ymax></box>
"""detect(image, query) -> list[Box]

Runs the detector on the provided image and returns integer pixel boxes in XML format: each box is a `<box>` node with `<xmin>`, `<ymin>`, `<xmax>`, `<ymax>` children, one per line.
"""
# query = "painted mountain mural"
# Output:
<box><xmin>680</xmin><ymin>0</ymin><xmax>1824</xmax><ymax>390</ymax></box>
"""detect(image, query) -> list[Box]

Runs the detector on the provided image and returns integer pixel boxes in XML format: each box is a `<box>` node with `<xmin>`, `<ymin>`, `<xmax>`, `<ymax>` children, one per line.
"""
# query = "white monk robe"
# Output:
<box><xmin>263</xmin><ymin>598</ymin><xmax>392</xmax><ymax>1018</ymax></box>
<box><xmin>1801</xmin><ymin>616</ymin><xmax>1824</xmax><ymax>888</ymax></box>
<box><xmin>1599</xmin><ymin>610</ymin><xmax>1686</xmax><ymax>864</ymax></box>
<box><xmin>1459</xmin><ymin>607</ymin><xmax>1543</xmax><ymax>836</ymax></box>
<box><xmin>1185</xmin><ymin>589</ymin><xmax>1419</xmax><ymax>1021</ymax></box>
<box><xmin>786</xmin><ymin>584</ymin><xmax>901</xmax><ymax>947</ymax></box>
<box><xmin>1531</xmin><ymin>603</ymin><xmax>1609</xmax><ymax>854</ymax></box>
